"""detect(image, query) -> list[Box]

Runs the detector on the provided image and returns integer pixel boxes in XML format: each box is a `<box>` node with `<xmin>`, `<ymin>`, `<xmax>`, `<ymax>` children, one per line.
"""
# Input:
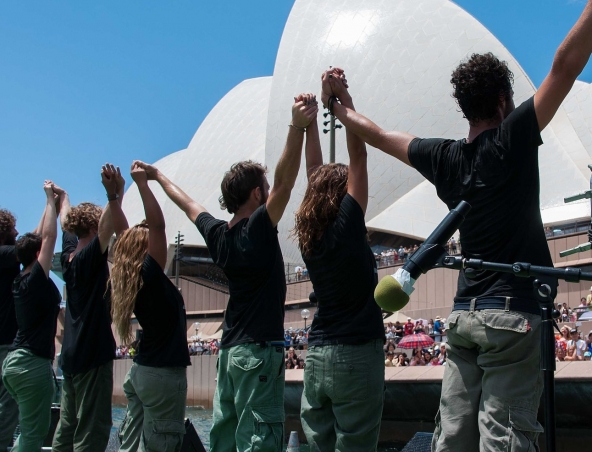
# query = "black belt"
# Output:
<box><xmin>453</xmin><ymin>297</ymin><xmax>541</xmax><ymax>316</ymax></box>
<box><xmin>253</xmin><ymin>341</ymin><xmax>286</xmax><ymax>348</ymax></box>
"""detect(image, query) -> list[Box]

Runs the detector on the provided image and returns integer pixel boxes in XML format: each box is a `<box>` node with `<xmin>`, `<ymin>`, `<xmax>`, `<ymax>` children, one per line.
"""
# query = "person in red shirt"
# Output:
<box><xmin>404</xmin><ymin>318</ymin><xmax>414</xmax><ymax>336</ymax></box>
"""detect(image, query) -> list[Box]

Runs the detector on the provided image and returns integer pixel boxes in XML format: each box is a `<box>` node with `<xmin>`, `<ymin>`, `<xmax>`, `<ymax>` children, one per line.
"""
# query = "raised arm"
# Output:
<box><xmin>98</xmin><ymin>164</ymin><xmax>129</xmax><ymax>252</ymax></box>
<box><xmin>535</xmin><ymin>1</ymin><xmax>592</xmax><ymax>130</ymax></box>
<box><xmin>303</xmin><ymin>94</ymin><xmax>323</xmax><ymax>180</ymax></box>
<box><xmin>321</xmin><ymin>68</ymin><xmax>415</xmax><ymax>167</ymax></box>
<box><xmin>266</xmin><ymin>95</ymin><xmax>318</xmax><ymax>227</ymax></box>
<box><xmin>33</xmin><ymin>180</ymin><xmax>62</xmax><ymax>235</ymax></box>
<box><xmin>325</xmin><ymin>70</ymin><xmax>369</xmax><ymax>213</ymax></box>
<box><xmin>130</xmin><ymin>162</ymin><xmax>167</xmax><ymax>269</ymax></box>
<box><xmin>38</xmin><ymin>181</ymin><xmax>58</xmax><ymax>276</ymax></box>
<box><xmin>134</xmin><ymin>160</ymin><xmax>207</xmax><ymax>223</ymax></box>
<box><xmin>112</xmin><ymin>166</ymin><xmax>130</xmax><ymax>237</ymax></box>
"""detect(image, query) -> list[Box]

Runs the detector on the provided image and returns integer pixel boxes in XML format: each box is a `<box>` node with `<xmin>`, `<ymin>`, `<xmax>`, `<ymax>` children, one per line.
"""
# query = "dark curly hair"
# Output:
<box><xmin>451</xmin><ymin>53</ymin><xmax>514</xmax><ymax>124</ymax></box>
<box><xmin>64</xmin><ymin>202</ymin><xmax>102</xmax><ymax>238</ymax></box>
<box><xmin>0</xmin><ymin>209</ymin><xmax>16</xmax><ymax>245</ymax></box>
<box><xmin>293</xmin><ymin>164</ymin><xmax>348</xmax><ymax>258</ymax></box>
<box><xmin>219</xmin><ymin>161</ymin><xmax>267</xmax><ymax>214</ymax></box>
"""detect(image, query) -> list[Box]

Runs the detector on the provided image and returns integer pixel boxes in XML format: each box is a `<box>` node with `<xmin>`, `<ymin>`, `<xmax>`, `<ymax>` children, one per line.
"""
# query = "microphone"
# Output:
<box><xmin>374</xmin><ymin>200</ymin><xmax>471</xmax><ymax>312</ymax></box>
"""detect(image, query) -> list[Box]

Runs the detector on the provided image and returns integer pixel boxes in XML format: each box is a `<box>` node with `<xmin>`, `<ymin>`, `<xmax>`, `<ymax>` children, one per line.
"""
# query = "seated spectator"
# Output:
<box><xmin>385</xmin><ymin>352</ymin><xmax>395</xmax><ymax>367</ymax></box>
<box><xmin>438</xmin><ymin>344</ymin><xmax>447</xmax><ymax>365</ymax></box>
<box><xmin>428</xmin><ymin>357</ymin><xmax>440</xmax><ymax>366</ymax></box>
<box><xmin>395</xmin><ymin>353</ymin><xmax>408</xmax><ymax>367</ymax></box>
<box><xmin>587</xmin><ymin>331</ymin><xmax>592</xmax><ymax>355</ymax></box>
<box><xmin>385</xmin><ymin>328</ymin><xmax>395</xmax><ymax>341</ymax></box>
<box><xmin>409</xmin><ymin>349</ymin><xmax>426</xmax><ymax>366</ymax></box>
<box><xmin>384</xmin><ymin>341</ymin><xmax>396</xmax><ymax>357</ymax></box>
<box><xmin>285</xmin><ymin>348</ymin><xmax>298</xmax><ymax>369</ymax></box>
<box><xmin>296</xmin><ymin>356</ymin><xmax>305</xmax><ymax>369</ymax></box>
<box><xmin>555</xmin><ymin>343</ymin><xmax>566</xmax><ymax>362</ymax></box>
<box><xmin>423</xmin><ymin>351</ymin><xmax>432</xmax><ymax>363</ymax></box>
<box><xmin>565</xmin><ymin>328</ymin><xmax>586</xmax><ymax>361</ymax></box>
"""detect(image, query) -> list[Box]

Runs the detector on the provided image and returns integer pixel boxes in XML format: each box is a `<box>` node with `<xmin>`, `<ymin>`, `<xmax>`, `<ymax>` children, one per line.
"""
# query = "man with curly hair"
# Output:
<box><xmin>321</xmin><ymin>2</ymin><xmax>592</xmax><ymax>450</ymax></box>
<box><xmin>52</xmin><ymin>165</ymin><xmax>128</xmax><ymax>452</ymax></box>
<box><xmin>134</xmin><ymin>94</ymin><xmax>317</xmax><ymax>451</ymax></box>
<box><xmin>0</xmin><ymin>208</ymin><xmax>20</xmax><ymax>449</ymax></box>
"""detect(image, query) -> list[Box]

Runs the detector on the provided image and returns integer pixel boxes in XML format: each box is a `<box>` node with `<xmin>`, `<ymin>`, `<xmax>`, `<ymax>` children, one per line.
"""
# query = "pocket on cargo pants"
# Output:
<box><xmin>250</xmin><ymin>406</ymin><xmax>285</xmax><ymax>451</ymax></box>
<box><xmin>507</xmin><ymin>407</ymin><xmax>543</xmax><ymax>452</ymax></box>
<box><xmin>144</xmin><ymin>419</ymin><xmax>185</xmax><ymax>452</ymax></box>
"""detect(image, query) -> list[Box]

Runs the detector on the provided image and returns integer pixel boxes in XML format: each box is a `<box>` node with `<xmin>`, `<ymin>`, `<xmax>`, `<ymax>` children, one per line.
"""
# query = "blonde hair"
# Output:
<box><xmin>110</xmin><ymin>222</ymin><xmax>149</xmax><ymax>345</ymax></box>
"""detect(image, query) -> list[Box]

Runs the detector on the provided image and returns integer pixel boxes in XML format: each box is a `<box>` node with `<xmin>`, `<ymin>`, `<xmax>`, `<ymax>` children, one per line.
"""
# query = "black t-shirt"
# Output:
<box><xmin>195</xmin><ymin>204</ymin><xmax>286</xmax><ymax>348</ymax></box>
<box><xmin>59</xmin><ymin>232</ymin><xmax>116</xmax><ymax>374</ymax></box>
<box><xmin>408</xmin><ymin>96</ymin><xmax>554</xmax><ymax>301</ymax></box>
<box><xmin>304</xmin><ymin>194</ymin><xmax>385</xmax><ymax>346</ymax></box>
<box><xmin>12</xmin><ymin>261</ymin><xmax>61</xmax><ymax>359</ymax></box>
<box><xmin>133</xmin><ymin>254</ymin><xmax>190</xmax><ymax>368</ymax></box>
<box><xmin>0</xmin><ymin>245</ymin><xmax>19</xmax><ymax>346</ymax></box>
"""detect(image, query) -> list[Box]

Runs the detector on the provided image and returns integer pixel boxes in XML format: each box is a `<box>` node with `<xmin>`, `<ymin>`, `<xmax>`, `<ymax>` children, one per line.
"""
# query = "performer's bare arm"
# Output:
<box><xmin>266</xmin><ymin>95</ymin><xmax>317</xmax><ymax>227</ymax></box>
<box><xmin>321</xmin><ymin>68</ymin><xmax>416</xmax><ymax>167</ymax></box>
<box><xmin>304</xmin><ymin>95</ymin><xmax>323</xmax><ymax>180</ymax></box>
<box><xmin>131</xmin><ymin>162</ymin><xmax>167</xmax><ymax>269</ymax></box>
<box><xmin>535</xmin><ymin>0</ymin><xmax>592</xmax><ymax>131</ymax></box>
<box><xmin>134</xmin><ymin>160</ymin><xmax>207</xmax><ymax>224</ymax></box>
<box><xmin>323</xmin><ymin>71</ymin><xmax>369</xmax><ymax>213</ymax></box>
<box><xmin>98</xmin><ymin>164</ymin><xmax>129</xmax><ymax>252</ymax></box>
<box><xmin>38</xmin><ymin>181</ymin><xmax>58</xmax><ymax>276</ymax></box>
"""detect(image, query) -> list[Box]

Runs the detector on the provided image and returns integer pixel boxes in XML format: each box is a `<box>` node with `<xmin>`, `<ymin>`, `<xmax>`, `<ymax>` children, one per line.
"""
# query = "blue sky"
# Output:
<box><xmin>1</xmin><ymin>0</ymin><xmax>591</xmax><ymax>238</ymax></box>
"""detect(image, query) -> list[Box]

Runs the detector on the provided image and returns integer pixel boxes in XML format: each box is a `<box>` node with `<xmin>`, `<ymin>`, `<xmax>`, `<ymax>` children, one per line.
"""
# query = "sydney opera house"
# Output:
<box><xmin>119</xmin><ymin>0</ymin><xmax>592</xmax><ymax>331</ymax></box>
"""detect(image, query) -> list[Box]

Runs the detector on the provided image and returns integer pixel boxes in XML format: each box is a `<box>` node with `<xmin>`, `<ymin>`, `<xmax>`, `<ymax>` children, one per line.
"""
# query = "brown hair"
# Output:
<box><xmin>110</xmin><ymin>222</ymin><xmax>149</xmax><ymax>345</ymax></box>
<box><xmin>451</xmin><ymin>53</ymin><xmax>514</xmax><ymax>123</ymax></box>
<box><xmin>64</xmin><ymin>202</ymin><xmax>102</xmax><ymax>238</ymax></box>
<box><xmin>15</xmin><ymin>232</ymin><xmax>42</xmax><ymax>267</ymax></box>
<box><xmin>0</xmin><ymin>209</ymin><xmax>16</xmax><ymax>244</ymax></box>
<box><xmin>219</xmin><ymin>161</ymin><xmax>267</xmax><ymax>214</ymax></box>
<box><xmin>293</xmin><ymin>164</ymin><xmax>348</xmax><ymax>258</ymax></box>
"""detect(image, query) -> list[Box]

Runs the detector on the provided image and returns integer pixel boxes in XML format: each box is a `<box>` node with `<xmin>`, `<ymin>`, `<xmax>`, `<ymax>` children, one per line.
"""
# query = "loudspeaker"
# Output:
<box><xmin>180</xmin><ymin>419</ymin><xmax>207</xmax><ymax>452</ymax></box>
<box><xmin>401</xmin><ymin>432</ymin><xmax>433</xmax><ymax>452</ymax></box>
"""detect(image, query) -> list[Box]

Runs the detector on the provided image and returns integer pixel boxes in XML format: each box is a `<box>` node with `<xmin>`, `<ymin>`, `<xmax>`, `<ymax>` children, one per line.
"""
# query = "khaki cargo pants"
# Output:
<box><xmin>432</xmin><ymin>308</ymin><xmax>544</xmax><ymax>452</ymax></box>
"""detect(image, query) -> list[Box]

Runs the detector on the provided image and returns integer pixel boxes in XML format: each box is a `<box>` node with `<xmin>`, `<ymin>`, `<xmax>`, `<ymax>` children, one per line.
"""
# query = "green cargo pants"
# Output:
<box><xmin>52</xmin><ymin>360</ymin><xmax>113</xmax><ymax>452</ymax></box>
<box><xmin>300</xmin><ymin>340</ymin><xmax>385</xmax><ymax>452</ymax></box>
<box><xmin>119</xmin><ymin>363</ymin><xmax>187</xmax><ymax>452</ymax></box>
<box><xmin>432</xmin><ymin>308</ymin><xmax>543</xmax><ymax>452</ymax></box>
<box><xmin>2</xmin><ymin>348</ymin><xmax>55</xmax><ymax>452</ymax></box>
<box><xmin>0</xmin><ymin>345</ymin><xmax>19</xmax><ymax>449</ymax></box>
<box><xmin>210</xmin><ymin>342</ymin><xmax>285</xmax><ymax>452</ymax></box>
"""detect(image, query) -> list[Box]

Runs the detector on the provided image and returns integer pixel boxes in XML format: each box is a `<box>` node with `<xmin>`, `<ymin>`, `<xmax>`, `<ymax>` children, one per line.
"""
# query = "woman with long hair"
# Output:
<box><xmin>112</xmin><ymin>163</ymin><xmax>190</xmax><ymax>452</ymax></box>
<box><xmin>295</xmin><ymin>70</ymin><xmax>385</xmax><ymax>450</ymax></box>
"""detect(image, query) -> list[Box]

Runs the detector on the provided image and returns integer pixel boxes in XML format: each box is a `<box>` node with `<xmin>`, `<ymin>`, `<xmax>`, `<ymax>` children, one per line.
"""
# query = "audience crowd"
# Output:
<box><xmin>383</xmin><ymin>316</ymin><xmax>448</xmax><ymax>367</ymax></box>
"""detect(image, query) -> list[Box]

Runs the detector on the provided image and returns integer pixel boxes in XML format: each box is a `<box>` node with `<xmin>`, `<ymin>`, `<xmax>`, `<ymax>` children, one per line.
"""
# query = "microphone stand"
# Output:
<box><xmin>435</xmin><ymin>255</ymin><xmax>592</xmax><ymax>452</ymax></box>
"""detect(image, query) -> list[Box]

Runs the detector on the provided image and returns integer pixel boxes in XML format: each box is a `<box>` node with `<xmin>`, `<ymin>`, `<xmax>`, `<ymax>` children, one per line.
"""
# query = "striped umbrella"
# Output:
<box><xmin>397</xmin><ymin>333</ymin><xmax>435</xmax><ymax>349</ymax></box>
